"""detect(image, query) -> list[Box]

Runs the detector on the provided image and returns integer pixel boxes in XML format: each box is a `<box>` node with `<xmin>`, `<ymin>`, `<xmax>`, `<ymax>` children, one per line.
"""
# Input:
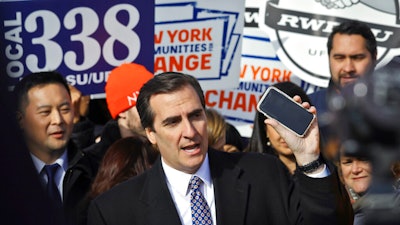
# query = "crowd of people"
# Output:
<box><xmin>2</xmin><ymin>20</ymin><xmax>400</xmax><ymax>225</ymax></box>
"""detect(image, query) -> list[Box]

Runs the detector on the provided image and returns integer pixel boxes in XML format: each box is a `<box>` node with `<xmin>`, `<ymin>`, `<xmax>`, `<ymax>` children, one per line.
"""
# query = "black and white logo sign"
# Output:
<box><xmin>259</xmin><ymin>0</ymin><xmax>400</xmax><ymax>87</ymax></box>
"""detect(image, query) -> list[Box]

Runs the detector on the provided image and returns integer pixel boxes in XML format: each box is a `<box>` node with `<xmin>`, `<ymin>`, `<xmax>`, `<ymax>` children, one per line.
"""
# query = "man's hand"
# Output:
<box><xmin>264</xmin><ymin>95</ymin><xmax>320</xmax><ymax>165</ymax></box>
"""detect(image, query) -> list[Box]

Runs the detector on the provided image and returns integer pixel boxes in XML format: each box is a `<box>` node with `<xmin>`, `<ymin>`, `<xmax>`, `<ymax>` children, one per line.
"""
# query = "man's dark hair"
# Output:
<box><xmin>13</xmin><ymin>71</ymin><xmax>70</xmax><ymax>113</ymax></box>
<box><xmin>327</xmin><ymin>20</ymin><xmax>377</xmax><ymax>58</ymax></box>
<box><xmin>136</xmin><ymin>72</ymin><xmax>205</xmax><ymax>131</ymax></box>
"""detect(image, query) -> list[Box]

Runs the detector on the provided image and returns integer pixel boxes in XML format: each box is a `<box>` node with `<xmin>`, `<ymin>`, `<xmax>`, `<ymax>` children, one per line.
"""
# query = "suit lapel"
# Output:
<box><xmin>208</xmin><ymin>149</ymin><xmax>249</xmax><ymax>225</ymax></box>
<box><xmin>137</xmin><ymin>151</ymin><xmax>249</xmax><ymax>225</ymax></box>
<box><xmin>139</xmin><ymin>158</ymin><xmax>182</xmax><ymax>224</ymax></box>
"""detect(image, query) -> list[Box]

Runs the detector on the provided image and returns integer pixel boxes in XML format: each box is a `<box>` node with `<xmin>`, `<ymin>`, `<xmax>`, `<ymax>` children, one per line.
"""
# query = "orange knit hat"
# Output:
<box><xmin>105</xmin><ymin>63</ymin><xmax>153</xmax><ymax>119</ymax></box>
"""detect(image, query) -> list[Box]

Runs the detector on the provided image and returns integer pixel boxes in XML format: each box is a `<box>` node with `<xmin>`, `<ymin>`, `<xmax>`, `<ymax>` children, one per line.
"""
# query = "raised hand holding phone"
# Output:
<box><xmin>258</xmin><ymin>87</ymin><xmax>321</xmax><ymax>167</ymax></box>
<box><xmin>257</xmin><ymin>86</ymin><xmax>315</xmax><ymax>137</ymax></box>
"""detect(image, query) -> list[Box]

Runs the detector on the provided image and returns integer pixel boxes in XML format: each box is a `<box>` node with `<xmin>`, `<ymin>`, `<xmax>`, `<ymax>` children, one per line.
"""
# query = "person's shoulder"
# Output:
<box><xmin>66</xmin><ymin>143</ymin><xmax>99</xmax><ymax>177</ymax></box>
<box><xmin>308</xmin><ymin>88</ymin><xmax>329</xmax><ymax>114</ymax></box>
<box><xmin>88</xmin><ymin>176</ymin><xmax>146</xmax><ymax>221</ymax></box>
<box><xmin>100</xmin><ymin>119</ymin><xmax>121</xmax><ymax>140</ymax></box>
<box><xmin>239</xmin><ymin>152</ymin><xmax>282</xmax><ymax>167</ymax></box>
<box><xmin>209</xmin><ymin>149</ymin><xmax>281</xmax><ymax>169</ymax></box>
<box><xmin>92</xmin><ymin>169</ymin><xmax>150</xmax><ymax>206</ymax></box>
<box><xmin>309</xmin><ymin>88</ymin><xmax>328</xmax><ymax>100</ymax></box>
<box><xmin>209</xmin><ymin>150</ymin><xmax>291</xmax><ymax>186</ymax></box>
<box><xmin>82</xmin><ymin>120</ymin><xmax>121</xmax><ymax>159</ymax></box>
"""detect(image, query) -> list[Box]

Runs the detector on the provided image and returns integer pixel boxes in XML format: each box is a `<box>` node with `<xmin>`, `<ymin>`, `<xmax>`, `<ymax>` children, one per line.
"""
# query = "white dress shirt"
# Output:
<box><xmin>162</xmin><ymin>153</ymin><xmax>216</xmax><ymax>225</ymax></box>
<box><xmin>31</xmin><ymin>150</ymin><xmax>68</xmax><ymax>200</ymax></box>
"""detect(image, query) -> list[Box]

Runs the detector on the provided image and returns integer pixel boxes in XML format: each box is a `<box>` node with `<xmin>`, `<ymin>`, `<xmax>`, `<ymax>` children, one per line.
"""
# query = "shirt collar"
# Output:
<box><xmin>30</xmin><ymin>150</ymin><xmax>69</xmax><ymax>173</ymax></box>
<box><xmin>162</xmin><ymin>153</ymin><xmax>212</xmax><ymax>196</ymax></box>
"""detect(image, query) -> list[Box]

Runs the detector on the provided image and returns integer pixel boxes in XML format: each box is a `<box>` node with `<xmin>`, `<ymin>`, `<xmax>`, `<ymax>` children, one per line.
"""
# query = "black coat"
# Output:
<box><xmin>87</xmin><ymin>149</ymin><xmax>353</xmax><ymax>225</ymax></box>
<box><xmin>83</xmin><ymin>120</ymin><xmax>121</xmax><ymax>173</ymax></box>
<box><xmin>71</xmin><ymin>117</ymin><xmax>97</xmax><ymax>150</ymax></box>
<box><xmin>63</xmin><ymin>141</ymin><xmax>98</xmax><ymax>225</ymax></box>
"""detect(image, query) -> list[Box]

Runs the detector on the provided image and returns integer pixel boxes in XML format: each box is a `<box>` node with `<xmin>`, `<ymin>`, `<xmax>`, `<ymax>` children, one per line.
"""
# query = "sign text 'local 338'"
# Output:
<box><xmin>258</xmin><ymin>0</ymin><xmax>400</xmax><ymax>87</ymax></box>
<box><xmin>1</xmin><ymin>0</ymin><xmax>154</xmax><ymax>95</ymax></box>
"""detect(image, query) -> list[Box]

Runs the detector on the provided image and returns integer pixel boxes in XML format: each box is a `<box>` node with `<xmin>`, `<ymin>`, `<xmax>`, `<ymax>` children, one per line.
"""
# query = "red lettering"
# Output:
<box><xmin>249</xmin><ymin>66</ymin><xmax>292</xmax><ymax>82</ymax></box>
<box><xmin>188</xmin><ymin>28</ymin><xmax>212</xmax><ymax>41</ymax></box>
<box><xmin>186</xmin><ymin>55</ymin><xmax>198</xmax><ymax>70</ymax></box>
<box><xmin>248</xmin><ymin>94</ymin><xmax>258</xmax><ymax>112</ymax></box>
<box><xmin>167</xmin><ymin>30</ymin><xmax>178</xmax><ymax>42</ymax></box>
<box><xmin>154</xmin><ymin>56</ymin><xmax>167</xmax><ymax>72</ymax></box>
<box><xmin>179</xmin><ymin>30</ymin><xmax>189</xmax><ymax>42</ymax></box>
<box><xmin>201</xmin><ymin>54</ymin><xmax>211</xmax><ymax>70</ymax></box>
<box><xmin>218</xmin><ymin>91</ymin><xmax>233</xmax><ymax>109</ymax></box>
<box><xmin>154</xmin><ymin>31</ymin><xmax>163</xmax><ymax>44</ymax></box>
<box><xmin>205</xmin><ymin>90</ymin><xmax>218</xmax><ymax>107</ymax></box>
<box><xmin>203</xmin><ymin>28</ymin><xmax>212</xmax><ymax>41</ymax></box>
<box><xmin>205</xmin><ymin>90</ymin><xmax>259</xmax><ymax>114</ymax></box>
<box><xmin>240</xmin><ymin>64</ymin><xmax>247</xmax><ymax>78</ymax></box>
<box><xmin>154</xmin><ymin>54</ymin><xmax>212</xmax><ymax>72</ymax></box>
<box><xmin>272</xmin><ymin>69</ymin><xmax>281</xmax><ymax>82</ymax></box>
<box><xmin>233</xmin><ymin>93</ymin><xmax>247</xmax><ymax>111</ymax></box>
<box><xmin>170</xmin><ymin>55</ymin><xmax>184</xmax><ymax>71</ymax></box>
<box><xmin>260</xmin><ymin>67</ymin><xmax>271</xmax><ymax>81</ymax></box>
<box><xmin>165</xmin><ymin>28</ymin><xmax>212</xmax><ymax>43</ymax></box>
<box><xmin>191</xmin><ymin>29</ymin><xmax>201</xmax><ymax>41</ymax></box>
<box><xmin>283</xmin><ymin>70</ymin><xmax>292</xmax><ymax>81</ymax></box>
<box><xmin>251</xmin><ymin>65</ymin><xmax>261</xmax><ymax>80</ymax></box>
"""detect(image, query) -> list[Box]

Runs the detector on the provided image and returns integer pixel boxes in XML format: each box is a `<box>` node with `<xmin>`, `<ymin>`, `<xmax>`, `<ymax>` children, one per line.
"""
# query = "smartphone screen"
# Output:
<box><xmin>257</xmin><ymin>87</ymin><xmax>315</xmax><ymax>137</ymax></box>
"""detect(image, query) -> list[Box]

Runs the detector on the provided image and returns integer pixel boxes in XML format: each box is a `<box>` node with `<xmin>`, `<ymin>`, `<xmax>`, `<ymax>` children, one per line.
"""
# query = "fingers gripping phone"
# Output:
<box><xmin>257</xmin><ymin>86</ymin><xmax>315</xmax><ymax>137</ymax></box>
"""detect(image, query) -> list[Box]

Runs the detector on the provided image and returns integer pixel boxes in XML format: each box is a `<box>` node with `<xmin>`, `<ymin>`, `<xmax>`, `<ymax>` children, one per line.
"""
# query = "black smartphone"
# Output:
<box><xmin>257</xmin><ymin>86</ymin><xmax>315</xmax><ymax>137</ymax></box>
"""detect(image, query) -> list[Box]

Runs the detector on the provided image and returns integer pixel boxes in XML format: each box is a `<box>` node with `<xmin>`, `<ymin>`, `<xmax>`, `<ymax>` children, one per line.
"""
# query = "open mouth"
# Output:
<box><xmin>182</xmin><ymin>143</ymin><xmax>200</xmax><ymax>153</ymax></box>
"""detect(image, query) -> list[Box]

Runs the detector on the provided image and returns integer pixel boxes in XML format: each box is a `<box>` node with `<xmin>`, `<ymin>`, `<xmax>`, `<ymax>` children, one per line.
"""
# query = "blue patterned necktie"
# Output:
<box><xmin>189</xmin><ymin>176</ymin><xmax>213</xmax><ymax>225</ymax></box>
<box><xmin>43</xmin><ymin>164</ymin><xmax>62</xmax><ymax>207</ymax></box>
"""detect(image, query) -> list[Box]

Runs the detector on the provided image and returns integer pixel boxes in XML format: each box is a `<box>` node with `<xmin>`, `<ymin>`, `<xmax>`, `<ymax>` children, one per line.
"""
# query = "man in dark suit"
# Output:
<box><xmin>87</xmin><ymin>72</ymin><xmax>353</xmax><ymax>225</ymax></box>
<box><xmin>14</xmin><ymin>71</ymin><xmax>97</xmax><ymax>225</ymax></box>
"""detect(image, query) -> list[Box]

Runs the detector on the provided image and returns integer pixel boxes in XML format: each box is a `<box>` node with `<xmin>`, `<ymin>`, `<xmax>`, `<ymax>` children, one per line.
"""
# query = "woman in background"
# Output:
<box><xmin>89</xmin><ymin>134</ymin><xmax>159</xmax><ymax>199</ymax></box>
<box><xmin>205</xmin><ymin>108</ymin><xmax>227</xmax><ymax>151</ymax></box>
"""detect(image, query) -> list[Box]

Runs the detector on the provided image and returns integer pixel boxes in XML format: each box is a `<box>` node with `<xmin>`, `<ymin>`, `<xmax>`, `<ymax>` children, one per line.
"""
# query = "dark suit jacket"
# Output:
<box><xmin>83</xmin><ymin>119</ymin><xmax>121</xmax><ymax>174</ymax></box>
<box><xmin>63</xmin><ymin>141</ymin><xmax>98</xmax><ymax>225</ymax></box>
<box><xmin>87</xmin><ymin>149</ymin><xmax>352</xmax><ymax>225</ymax></box>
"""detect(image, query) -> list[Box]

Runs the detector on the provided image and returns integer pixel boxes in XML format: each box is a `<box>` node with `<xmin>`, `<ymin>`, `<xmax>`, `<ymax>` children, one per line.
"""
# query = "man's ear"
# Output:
<box><xmin>145</xmin><ymin>127</ymin><xmax>157</xmax><ymax>145</ymax></box>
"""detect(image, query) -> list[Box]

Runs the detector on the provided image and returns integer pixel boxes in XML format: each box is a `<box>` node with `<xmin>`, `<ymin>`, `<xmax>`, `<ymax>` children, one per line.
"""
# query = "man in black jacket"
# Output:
<box><xmin>14</xmin><ymin>71</ymin><xmax>97</xmax><ymax>225</ymax></box>
<box><xmin>88</xmin><ymin>72</ymin><xmax>353</xmax><ymax>225</ymax></box>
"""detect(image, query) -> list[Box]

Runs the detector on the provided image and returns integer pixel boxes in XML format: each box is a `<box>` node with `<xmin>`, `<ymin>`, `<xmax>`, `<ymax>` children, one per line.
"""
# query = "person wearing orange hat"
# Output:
<box><xmin>84</xmin><ymin>63</ymin><xmax>153</xmax><ymax>169</ymax></box>
<box><xmin>105</xmin><ymin>63</ymin><xmax>154</xmax><ymax>137</ymax></box>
